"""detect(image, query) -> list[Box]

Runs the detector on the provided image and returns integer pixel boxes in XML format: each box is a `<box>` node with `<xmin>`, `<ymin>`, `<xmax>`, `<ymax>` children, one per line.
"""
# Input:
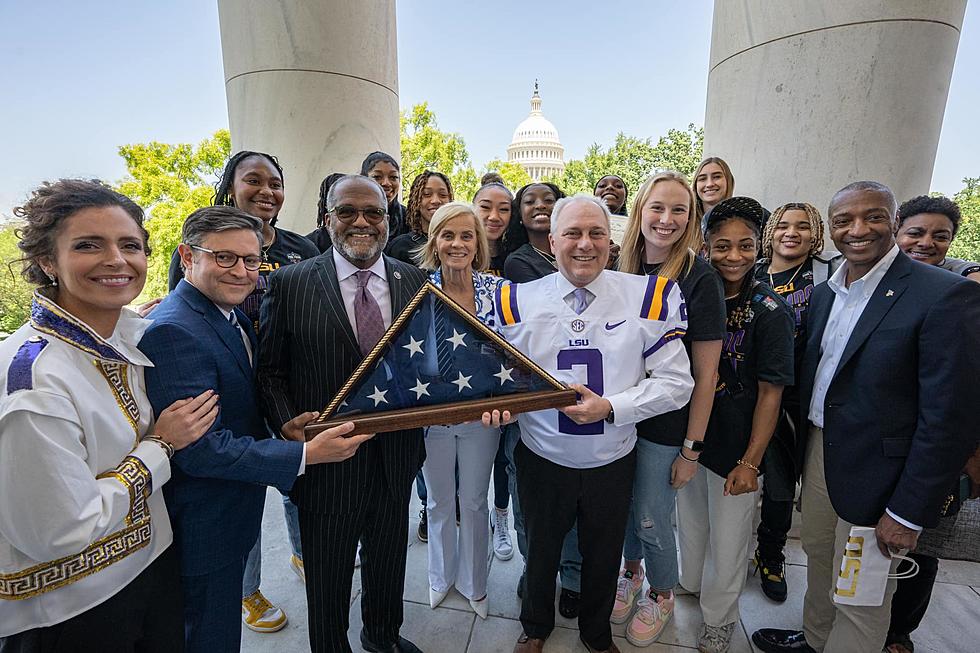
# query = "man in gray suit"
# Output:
<box><xmin>258</xmin><ymin>175</ymin><xmax>428</xmax><ymax>653</ymax></box>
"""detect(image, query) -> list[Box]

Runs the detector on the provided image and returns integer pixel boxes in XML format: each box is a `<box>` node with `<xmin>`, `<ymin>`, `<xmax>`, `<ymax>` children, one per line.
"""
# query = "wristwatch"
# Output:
<box><xmin>683</xmin><ymin>438</ymin><xmax>705</xmax><ymax>453</ymax></box>
<box><xmin>605</xmin><ymin>406</ymin><xmax>615</xmax><ymax>424</ymax></box>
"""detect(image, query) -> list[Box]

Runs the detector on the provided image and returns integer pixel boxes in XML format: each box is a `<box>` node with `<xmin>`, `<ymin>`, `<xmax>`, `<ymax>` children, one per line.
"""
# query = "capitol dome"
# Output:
<box><xmin>507</xmin><ymin>82</ymin><xmax>565</xmax><ymax>181</ymax></box>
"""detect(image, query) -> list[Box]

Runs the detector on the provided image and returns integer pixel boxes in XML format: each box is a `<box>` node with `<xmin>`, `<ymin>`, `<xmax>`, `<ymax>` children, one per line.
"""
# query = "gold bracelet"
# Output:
<box><xmin>736</xmin><ymin>458</ymin><xmax>760</xmax><ymax>474</ymax></box>
<box><xmin>144</xmin><ymin>436</ymin><xmax>175</xmax><ymax>459</ymax></box>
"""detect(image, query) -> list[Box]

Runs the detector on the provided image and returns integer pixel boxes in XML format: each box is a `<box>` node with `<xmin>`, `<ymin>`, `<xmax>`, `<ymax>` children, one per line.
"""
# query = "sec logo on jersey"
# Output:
<box><xmin>571</xmin><ymin>319</ymin><xmax>586</xmax><ymax>333</ymax></box>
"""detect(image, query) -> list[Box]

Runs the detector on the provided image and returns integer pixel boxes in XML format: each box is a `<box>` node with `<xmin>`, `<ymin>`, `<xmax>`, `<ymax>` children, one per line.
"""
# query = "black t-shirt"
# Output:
<box><xmin>503</xmin><ymin>243</ymin><xmax>557</xmax><ymax>283</ymax></box>
<box><xmin>698</xmin><ymin>280</ymin><xmax>795</xmax><ymax>478</ymax></box>
<box><xmin>487</xmin><ymin>251</ymin><xmax>508</xmax><ymax>279</ymax></box>
<box><xmin>386</xmin><ymin>231</ymin><xmax>426</xmax><ymax>267</ymax></box>
<box><xmin>305</xmin><ymin>227</ymin><xmax>332</xmax><ymax>254</ymax></box>
<box><xmin>636</xmin><ymin>256</ymin><xmax>726</xmax><ymax>446</ymax></box>
<box><xmin>168</xmin><ymin>226</ymin><xmax>319</xmax><ymax>332</ymax></box>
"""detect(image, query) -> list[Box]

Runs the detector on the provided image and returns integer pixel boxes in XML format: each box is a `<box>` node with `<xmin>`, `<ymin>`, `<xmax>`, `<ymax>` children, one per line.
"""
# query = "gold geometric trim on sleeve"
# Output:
<box><xmin>0</xmin><ymin>456</ymin><xmax>154</xmax><ymax>600</ymax></box>
<box><xmin>96</xmin><ymin>456</ymin><xmax>152</xmax><ymax>526</ymax></box>
<box><xmin>0</xmin><ymin>520</ymin><xmax>151</xmax><ymax>600</ymax></box>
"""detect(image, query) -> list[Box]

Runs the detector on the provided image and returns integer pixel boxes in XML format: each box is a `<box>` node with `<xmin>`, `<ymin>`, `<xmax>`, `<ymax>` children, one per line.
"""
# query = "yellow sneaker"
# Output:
<box><xmin>242</xmin><ymin>590</ymin><xmax>287</xmax><ymax>633</ymax></box>
<box><xmin>289</xmin><ymin>554</ymin><xmax>305</xmax><ymax>582</ymax></box>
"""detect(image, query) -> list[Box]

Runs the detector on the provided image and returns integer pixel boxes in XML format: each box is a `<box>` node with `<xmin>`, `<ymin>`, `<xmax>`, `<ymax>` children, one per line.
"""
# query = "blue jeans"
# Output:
<box><xmin>623</xmin><ymin>439</ymin><xmax>680</xmax><ymax>591</ymax></box>
<box><xmin>242</xmin><ymin>494</ymin><xmax>302</xmax><ymax>598</ymax></box>
<box><xmin>504</xmin><ymin>422</ymin><xmax>581</xmax><ymax>591</ymax></box>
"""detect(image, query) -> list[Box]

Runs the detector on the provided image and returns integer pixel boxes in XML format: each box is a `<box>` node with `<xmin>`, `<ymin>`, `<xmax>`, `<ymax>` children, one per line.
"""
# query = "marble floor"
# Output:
<box><xmin>242</xmin><ymin>489</ymin><xmax>980</xmax><ymax>653</ymax></box>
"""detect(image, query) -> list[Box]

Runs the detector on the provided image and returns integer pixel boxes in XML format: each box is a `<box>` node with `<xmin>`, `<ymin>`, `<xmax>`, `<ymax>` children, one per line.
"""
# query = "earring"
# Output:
<box><xmin>46</xmin><ymin>272</ymin><xmax>58</xmax><ymax>286</ymax></box>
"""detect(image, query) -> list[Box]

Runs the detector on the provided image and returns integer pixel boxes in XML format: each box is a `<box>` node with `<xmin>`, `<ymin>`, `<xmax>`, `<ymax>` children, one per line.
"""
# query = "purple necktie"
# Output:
<box><xmin>572</xmin><ymin>287</ymin><xmax>591</xmax><ymax>315</ymax></box>
<box><xmin>354</xmin><ymin>270</ymin><xmax>385</xmax><ymax>356</ymax></box>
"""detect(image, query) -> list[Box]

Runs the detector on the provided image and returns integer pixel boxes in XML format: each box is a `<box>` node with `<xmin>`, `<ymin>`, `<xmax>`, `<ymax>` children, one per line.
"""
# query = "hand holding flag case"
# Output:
<box><xmin>304</xmin><ymin>282</ymin><xmax>577</xmax><ymax>438</ymax></box>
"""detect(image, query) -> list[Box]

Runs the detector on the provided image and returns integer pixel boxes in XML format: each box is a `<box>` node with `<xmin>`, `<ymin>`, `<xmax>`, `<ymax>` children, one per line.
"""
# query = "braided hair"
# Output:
<box><xmin>761</xmin><ymin>202</ymin><xmax>825</xmax><ymax>260</ymax></box>
<box><xmin>406</xmin><ymin>171</ymin><xmax>453</xmax><ymax>234</ymax></box>
<box><xmin>315</xmin><ymin>172</ymin><xmax>347</xmax><ymax>229</ymax></box>
<box><xmin>705</xmin><ymin>213</ymin><xmax>762</xmax><ymax>330</ymax></box>
<box><xmin>212</xmin><ymin>151</ymin><xmax>284</xmax><ymax>224</ymax></box>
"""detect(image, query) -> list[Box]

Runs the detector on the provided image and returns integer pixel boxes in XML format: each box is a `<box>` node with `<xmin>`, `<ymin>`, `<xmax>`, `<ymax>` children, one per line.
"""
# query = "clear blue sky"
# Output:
<box><xmin>1</xmin><ymin>1</ymin><xmax>977</xmax><ymax>217</ymax></box>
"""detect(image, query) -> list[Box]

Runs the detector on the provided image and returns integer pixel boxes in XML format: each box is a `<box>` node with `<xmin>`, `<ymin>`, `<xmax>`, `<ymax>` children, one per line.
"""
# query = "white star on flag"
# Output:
<box><xmin>410</xmin><ymin>379</ymin><xmax>430</xmax><ymax>399</ymax></box>
<box><xmin>403</xmin><ymin>336</ymin><xmax>424</xmax><ymax>357</ymax></box>
<box><xmin>493</xmin><ymin>364</ymin><xmax>514</xmax><ymax>385</ymax></box>
<box><xmin>446</xmin><ymin>329</ymin><xmax>467</xmax><ymax>350</ymax></box>
<box><xmin>367</xmin><ymin>386</ymin><xmax>388</xmax><ymax>406</ymax></box>
<box><xmin>452</xmin><ymin>371</ymin><xmax>472</xmax><ymax>392</ymax></box>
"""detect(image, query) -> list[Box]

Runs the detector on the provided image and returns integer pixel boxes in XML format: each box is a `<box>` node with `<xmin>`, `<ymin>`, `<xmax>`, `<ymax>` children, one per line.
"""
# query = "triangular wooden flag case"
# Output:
<box><xmin>305</xmin><ymin>282</ymin><xmax>577</xmax><ymax>437</ymax></box>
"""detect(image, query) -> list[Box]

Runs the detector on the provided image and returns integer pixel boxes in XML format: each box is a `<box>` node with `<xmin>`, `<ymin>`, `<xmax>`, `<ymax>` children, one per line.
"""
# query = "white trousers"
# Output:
<box><xmin>422</xmin><ymin>421</ymin><xmax>499</xmax><ymax>600</ymax></box>
<box><xmin>676</xmin><ymin>463</ymin><xmax>758</xmax><ymax>626</ymax></box>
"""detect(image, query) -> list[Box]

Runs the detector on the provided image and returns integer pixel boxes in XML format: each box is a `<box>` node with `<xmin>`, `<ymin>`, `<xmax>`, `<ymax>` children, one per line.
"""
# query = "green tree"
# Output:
<box><xmin>114</xmin><ymin>130</ymin><xmax>231</xmax><ymax>300</ymax></box>
<box><xmin>400</xmin><ymin>103</ymin><xmax>479</xmax><ymax>202</ymax></box>
<box><xmin>949</xmin><ymin>176</ymin><xmax>980</xmax><ymax>263</ymax></box>
<box><xmin>0</xmin><ymin>223</ymin><xmax>33</xmax><ymax>335</ymax></box>
<box><xmin>482</xmin><ymin>159</ymin><xmax>532</xmax><ymax>192</ymax></box>
<box><xmin>545</xmin><ymin>125</ymin><xmax>704</xmax><ymax>196</ymax></box>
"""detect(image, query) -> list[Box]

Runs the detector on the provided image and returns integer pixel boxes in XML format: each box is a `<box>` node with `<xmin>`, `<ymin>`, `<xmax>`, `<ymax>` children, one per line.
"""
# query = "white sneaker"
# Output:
<box><xmin>492</xmin><ymin>509</ymin><xmax>514</xmax><ymax>561</ymax></box>
<box><xmin>697</xmin><ymin>622</ymin><xmax>735</xmax><ymax>653</ymax></box>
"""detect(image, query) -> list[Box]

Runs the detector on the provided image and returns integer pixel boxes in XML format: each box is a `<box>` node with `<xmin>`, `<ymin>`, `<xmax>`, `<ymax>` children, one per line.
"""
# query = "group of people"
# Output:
<box><xmin>0</xmin><ymin>146</ymin><xmax>978</xmax><ymax>653</ymax></box>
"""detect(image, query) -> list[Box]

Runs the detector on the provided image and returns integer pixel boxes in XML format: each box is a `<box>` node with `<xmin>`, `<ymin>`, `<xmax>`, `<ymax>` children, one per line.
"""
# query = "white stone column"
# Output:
<box><xmin>703</xmin><ymin>1</ymin><xmax>966</xmax><ymax>219</ymax></box>
<box><xmin>217</xmin><ymin>0</ymin><xmax>399</xmax><ymax>232</ymax></box>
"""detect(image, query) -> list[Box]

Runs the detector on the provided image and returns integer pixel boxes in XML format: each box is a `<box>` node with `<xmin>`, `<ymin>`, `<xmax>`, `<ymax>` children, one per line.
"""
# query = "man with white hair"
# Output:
<box><xmin>493</xmin><ymin>194</ymin><xmax>695</xmax><ymax>653</ymax></box>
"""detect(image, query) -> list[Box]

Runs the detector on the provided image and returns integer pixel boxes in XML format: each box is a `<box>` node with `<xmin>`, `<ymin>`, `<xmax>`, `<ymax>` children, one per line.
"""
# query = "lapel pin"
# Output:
<box><xmin>393</xmin><ymin>270</ymin><xmax>402</xmax><ymax>280</ymax></box>
<box><xmin>885</xmin><ymin>289</ymin><xmax>894</xmax><ymax>297</ymax></box>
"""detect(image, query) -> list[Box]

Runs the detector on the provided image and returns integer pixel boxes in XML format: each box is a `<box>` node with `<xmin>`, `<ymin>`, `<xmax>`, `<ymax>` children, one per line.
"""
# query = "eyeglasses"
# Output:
<box><xmin>190</xmin><ymin>245</ymin><xmax>262</xmax><ymax>271</ymax></box>
<box><xmin>330</xmin><ymin>205</ymin><xmax>387</xmax><ymax>224</ymax></box>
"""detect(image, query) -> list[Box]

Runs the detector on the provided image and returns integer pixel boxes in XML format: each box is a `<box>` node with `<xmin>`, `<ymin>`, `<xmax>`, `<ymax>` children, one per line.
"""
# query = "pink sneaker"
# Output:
<box><xmin>626</xmin><ymin>590</ymin><xmax>674</xmax><ymax>647</ymax></box>
<box><xmin>610</xmin><ymin>568</ymin><xmax>645</xmax><ymax>624</ymax></box>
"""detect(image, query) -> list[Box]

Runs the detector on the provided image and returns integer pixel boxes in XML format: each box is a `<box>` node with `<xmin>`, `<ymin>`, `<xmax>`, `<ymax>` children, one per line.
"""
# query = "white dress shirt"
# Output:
<box><xmin>807</xmin><ymin>245</ymin><xmax>918</xmax><ymax>530</ymax></box>
<box><xmin>208</xmin><ymin>295</ymin><xmax>307</xmax><ymax>476</ymax></box>
<box><xmin>333</xmin><ymin>248</ymin><xmax>393</xmax><ymax>331</ymax></box>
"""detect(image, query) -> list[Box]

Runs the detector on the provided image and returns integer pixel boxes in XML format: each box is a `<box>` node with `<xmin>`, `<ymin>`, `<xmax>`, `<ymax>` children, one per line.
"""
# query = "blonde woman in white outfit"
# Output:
<box><xmin>0</xmin><ymin>180</ymin><xmax>217</xmax><ymax>650</ymax></box>
<box><xmin>415</xmin><ymin>202</ymin><xmax>506</xmax><ymax>619</ymax></box>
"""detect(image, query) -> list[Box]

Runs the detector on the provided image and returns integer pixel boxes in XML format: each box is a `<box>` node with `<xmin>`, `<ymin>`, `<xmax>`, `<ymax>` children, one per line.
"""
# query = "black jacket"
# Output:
<box><xmin>801</xmin><ymin>252</ymin><xmax>980</xmax><ymax>527</ymax></box>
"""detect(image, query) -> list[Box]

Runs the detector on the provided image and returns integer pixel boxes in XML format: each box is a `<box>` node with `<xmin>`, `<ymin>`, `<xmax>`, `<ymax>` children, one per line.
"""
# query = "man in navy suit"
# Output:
<box><xmin>140</xmin><ymin>206</ymin><xmax>373</xmax><ymax>653</ymax></box>
<box><xmin>752</xmin><ymin>182</ymin><xmax>980</xmax><ymax>653</ymax></box>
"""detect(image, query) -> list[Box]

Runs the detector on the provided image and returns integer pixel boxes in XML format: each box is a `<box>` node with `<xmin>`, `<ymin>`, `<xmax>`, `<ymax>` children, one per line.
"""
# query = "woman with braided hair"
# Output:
<box><xmin>386</xmin><ymin>170</ymin><xmax>453</xmax><ymax>265</ymax></box>
<box><xmin>679</xmin><ymin>197</ymin><xmax>795</xmax><ymax>653</ymax></box>
<box><xmin>749</xmin><ymin>203</ymin><xmax>841</xmax><ymax>604</ymax></box>
<box><xmin>306</xmin><ymin>172</ymin><xmax>346</xmax><ymax>253</ymax></box>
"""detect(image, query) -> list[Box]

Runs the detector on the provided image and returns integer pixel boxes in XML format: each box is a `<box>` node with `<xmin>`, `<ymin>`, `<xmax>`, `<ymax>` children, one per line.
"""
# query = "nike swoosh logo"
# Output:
<box><xmin>605</xmin><ymin>320</ymin><xmax>626</xmax><ymax>330</ymax></box>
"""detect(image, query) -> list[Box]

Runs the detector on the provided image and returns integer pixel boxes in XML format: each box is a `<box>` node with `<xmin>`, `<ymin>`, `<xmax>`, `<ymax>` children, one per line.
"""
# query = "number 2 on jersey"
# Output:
<box><xmin>557</xmin><ymin>348</ymin><xmax>604</xmax><ymax>435</ymax></box>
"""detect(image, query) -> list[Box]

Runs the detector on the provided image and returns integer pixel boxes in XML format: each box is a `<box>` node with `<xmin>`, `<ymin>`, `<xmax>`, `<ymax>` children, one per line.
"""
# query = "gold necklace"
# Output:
<box><xmin>769</xmin><ymin>261</ymin><xmax>804</xmax><ymax>294</ymax></box>
<box><xmin>532</xmin><ymin>245</ymin><xmax>558</xmax><ymax>270</ymax></box>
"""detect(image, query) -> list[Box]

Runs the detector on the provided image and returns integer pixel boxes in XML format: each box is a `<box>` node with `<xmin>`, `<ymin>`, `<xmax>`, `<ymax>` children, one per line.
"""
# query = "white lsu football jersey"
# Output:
<box><xmin>494</xmin><ymin>269</ymin><xmax>694</xmax><ymax>468</ymax></box>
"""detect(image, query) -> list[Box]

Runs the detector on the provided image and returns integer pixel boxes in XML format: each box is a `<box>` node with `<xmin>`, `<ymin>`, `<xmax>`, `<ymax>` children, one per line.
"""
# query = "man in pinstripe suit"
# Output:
<box><xmin>259</xmin><ymin>175</ymin><xmax>428</xmax><ymax>653</ymax></box>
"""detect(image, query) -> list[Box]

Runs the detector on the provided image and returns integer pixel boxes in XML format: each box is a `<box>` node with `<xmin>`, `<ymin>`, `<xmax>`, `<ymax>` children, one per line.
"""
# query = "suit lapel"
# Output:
<box><xmin>174</xmin><ymin>281</ymin><xmax>253</xmax><ymax>378</ymax></box>
<box><xmin>807</xmin><ymin>284</ymin><xmax>833</xmax><ymax>351</ymax></box>
<box><xmin>314</xmin><ymin>253</ymin><xmax>361</xmax><ymax>355</ymax></box>
<box><xmin>834</xmin><ymin>254</ymin><xmax>911</xmax><ymax>375</ymax></box>
<box><xmin>384</xmin><ymin>256</ymin><xmax>415</xmax><ymax>317</ymax></box>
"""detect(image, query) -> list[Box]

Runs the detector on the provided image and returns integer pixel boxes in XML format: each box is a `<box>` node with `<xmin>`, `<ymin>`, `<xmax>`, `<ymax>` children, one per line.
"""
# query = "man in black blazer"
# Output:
<box><xmin>753</xmin><ymin>181</ymin><xmax>980</xmax><ymax>653</ymax></box>
<box><xmin>258</xmin><ymin>175</ymin><xmax>428</xmax><ymax>653</ymax></box>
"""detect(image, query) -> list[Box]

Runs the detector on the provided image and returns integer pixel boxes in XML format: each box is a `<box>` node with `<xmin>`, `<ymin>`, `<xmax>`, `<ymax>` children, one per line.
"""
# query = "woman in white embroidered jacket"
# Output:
<box><xmin>414</xmin><ymin>202</ymin><xmax>506</xmax><ymax>619</ymax></box>
<box><xmin>0</xmin><ymin>179</ymin><xmax>218</xmax><ymax>651</ymax></box>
